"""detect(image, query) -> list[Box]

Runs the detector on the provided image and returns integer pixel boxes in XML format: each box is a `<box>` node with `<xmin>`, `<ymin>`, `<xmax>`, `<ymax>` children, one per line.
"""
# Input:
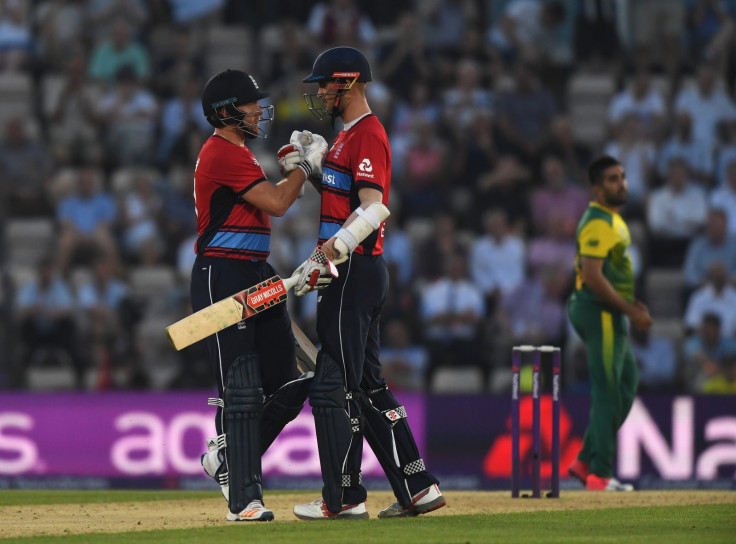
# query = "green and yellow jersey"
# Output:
<box><xmin>573</xmin><ymin>202</ymin><xmax>635</xmax><ymax>304</ymax></box>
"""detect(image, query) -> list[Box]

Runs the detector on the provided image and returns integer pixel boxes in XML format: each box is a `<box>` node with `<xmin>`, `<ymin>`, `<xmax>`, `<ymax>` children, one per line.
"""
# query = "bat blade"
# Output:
<box><xmin>291</xmin><ymin>319</ymin><xmax>317</xmax><ymax>374</ymax></box>
<box><xmin>167</xmin><ymin>274</ymin><xmax>298</xmax><ymax>351</ymax></box>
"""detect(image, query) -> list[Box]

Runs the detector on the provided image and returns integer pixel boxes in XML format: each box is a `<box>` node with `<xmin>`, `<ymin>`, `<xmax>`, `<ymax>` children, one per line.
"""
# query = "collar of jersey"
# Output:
<box><xmin>342</xmin><ymin>112</ymin><xmax>372</xmax><ymax>131</ymax></box>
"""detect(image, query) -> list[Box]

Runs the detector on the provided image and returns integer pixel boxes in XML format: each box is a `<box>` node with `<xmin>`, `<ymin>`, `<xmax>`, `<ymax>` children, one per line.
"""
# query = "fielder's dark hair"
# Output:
<box><xmin>587</xmin><ymin>155</ymin><xmax>621</xmax><ymax>186</ymax></box>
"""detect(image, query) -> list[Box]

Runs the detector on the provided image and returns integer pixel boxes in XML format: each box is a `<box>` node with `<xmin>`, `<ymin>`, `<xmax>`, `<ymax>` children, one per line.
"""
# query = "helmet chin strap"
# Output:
<box><xmin>329</xmin><ymin>84</ymin><xmax>348</xmax><ymax>128</ymax></box>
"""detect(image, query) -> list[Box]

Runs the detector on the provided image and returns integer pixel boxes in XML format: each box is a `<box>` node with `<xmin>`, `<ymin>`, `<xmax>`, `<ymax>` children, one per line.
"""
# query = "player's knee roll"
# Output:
<box><xmin>309</xmin><ymin>351</ymin><xmax>346</xmax><ymax>409</ymax></box>
<box><xmin>224</xmin><ymin>353</ymin><xmax>264</xmax><ymax>416</ymax></box>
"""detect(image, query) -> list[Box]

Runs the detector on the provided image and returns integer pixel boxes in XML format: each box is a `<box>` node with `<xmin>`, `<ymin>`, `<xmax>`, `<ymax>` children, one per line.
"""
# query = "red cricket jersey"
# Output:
<box><xmin>194</xmin><ymin>135</ymin><xmax>271</xmax><ymax>260</ymax></box>
<box><xmin>318</xmin><ymin>114</ymin><xmax>391</xmax><ymax>255</ymax></box>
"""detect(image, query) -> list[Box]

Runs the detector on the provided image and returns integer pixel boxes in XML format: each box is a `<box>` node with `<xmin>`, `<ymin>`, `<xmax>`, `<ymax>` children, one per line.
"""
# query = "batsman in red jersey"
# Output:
<box><xmin>191</xmin><ymin>69</ymin><xmax>328</xmax><ymax>522</ymax></box>
<box><xmin>290</xmin><ymin>47</ymin><xmax>446</xmax><ymax>521</ymax></box>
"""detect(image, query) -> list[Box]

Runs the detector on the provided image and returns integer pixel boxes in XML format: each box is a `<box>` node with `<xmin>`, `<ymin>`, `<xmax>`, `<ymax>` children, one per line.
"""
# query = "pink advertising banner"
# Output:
<box><xmin>0</xmin><ymin>391</ymin><xmax>425</xmax><ymax>479</ymax></box>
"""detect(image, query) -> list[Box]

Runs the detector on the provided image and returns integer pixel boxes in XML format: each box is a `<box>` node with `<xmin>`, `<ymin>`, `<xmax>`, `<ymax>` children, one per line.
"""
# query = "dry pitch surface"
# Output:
<box><xmin>1</xmin><ymin>490</ymin><xmax>734</xmax><ymax>539</ymax></box>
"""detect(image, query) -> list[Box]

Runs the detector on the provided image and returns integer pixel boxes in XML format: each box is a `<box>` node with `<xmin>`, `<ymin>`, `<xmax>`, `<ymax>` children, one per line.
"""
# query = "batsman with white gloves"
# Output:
<box><xmin>191</xmin><ymin>69</ymin><xmax>329</xmax><ymax>523</ymax></box>
<box><xmin>286</xmin><ymin>47</ymin><xmax>446</xmax><ymax>521</ymax></box>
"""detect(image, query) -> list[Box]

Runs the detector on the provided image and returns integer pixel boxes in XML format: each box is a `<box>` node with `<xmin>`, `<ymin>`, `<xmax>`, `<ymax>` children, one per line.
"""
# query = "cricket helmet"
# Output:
<box><xmin>303</xmin><ymin>47</ymin><xmax>372</xmax><ymax>121</ymax></box>
<box><xmin>201</xmin><ymin>69</ymin><xmax>274</xmax><ymax>138</ymax></box>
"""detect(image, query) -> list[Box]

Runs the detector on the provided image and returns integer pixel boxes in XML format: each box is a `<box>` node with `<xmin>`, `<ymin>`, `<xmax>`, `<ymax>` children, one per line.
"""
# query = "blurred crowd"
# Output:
<box><xmin>1</xmin><ymin>0</ymin><xmax>736</xmax><ymax>396</ymax></box>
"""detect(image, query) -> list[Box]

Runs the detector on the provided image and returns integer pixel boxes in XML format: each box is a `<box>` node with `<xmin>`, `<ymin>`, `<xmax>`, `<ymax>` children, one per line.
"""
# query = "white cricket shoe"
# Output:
<box><xmin>200</xmin><ymin>449</ymin><xmax>229</xmax><ymax>500</ymax></box>
<box><xmin>378</xmin><ymin>484</ymin><xmax>446</xmax><ymax>518</ymax></box>
<box><xmin>293</xmin><ymin>498</ymin><xmax>369</xmax><ymax>520</ymax></box>
<box><xmin>586</xmin><ymin>475</ymin><xmax>634</xmax><ymax>491</ymax></box>
<box><xmin>227</xmin><ymin>500</ymin><xmax>274</xmax><ymax>522</ymax></box>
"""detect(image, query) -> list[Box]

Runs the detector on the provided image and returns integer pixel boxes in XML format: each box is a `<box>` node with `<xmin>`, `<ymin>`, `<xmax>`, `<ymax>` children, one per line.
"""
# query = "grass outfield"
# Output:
<box><xmin>0</xmin><ymin>490</ymin><xmax>734</xmax><ymax>543</ymax></box>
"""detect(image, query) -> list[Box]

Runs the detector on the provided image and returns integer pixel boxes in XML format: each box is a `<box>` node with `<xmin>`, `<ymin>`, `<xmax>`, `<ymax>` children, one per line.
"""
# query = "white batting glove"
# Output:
<box><xmin>290</xmin><ymin>130</ymin><xmax>328</xmax><ymax>181</ymax></box>
<box><xmin>277</xmin><ymin>143</ymin><xmax>304</xmax><ymax>177</ymax></box>
<box><xmin>293</xmin><ymin>247</ymin><xmax>338</xmax><ymax>296</ymax></box>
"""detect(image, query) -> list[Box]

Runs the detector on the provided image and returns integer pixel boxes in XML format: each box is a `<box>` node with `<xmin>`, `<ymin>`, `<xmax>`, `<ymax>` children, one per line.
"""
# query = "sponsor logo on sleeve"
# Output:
<box><xmin>357</xmin><ymin>157</ymin><xmax>374</xmax><ymax>178</ymax></box>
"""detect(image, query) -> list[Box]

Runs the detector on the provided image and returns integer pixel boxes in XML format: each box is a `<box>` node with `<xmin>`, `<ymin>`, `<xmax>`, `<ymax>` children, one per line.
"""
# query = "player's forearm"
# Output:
<box><xmin>584</xmin><ymin>272</ymin><xmax>637</xmax><ymax>316</ymax></box>
<box><xmin>271</xmin><ymin>168</ymin><xmax>308</xmax><ymax>216</ymax></box>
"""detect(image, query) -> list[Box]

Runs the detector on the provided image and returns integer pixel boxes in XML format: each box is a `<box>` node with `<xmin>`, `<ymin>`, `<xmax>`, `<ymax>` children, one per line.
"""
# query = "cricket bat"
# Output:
<box><xmin>291</xmin><ymin>319</ymin><xmax>317</xmax><ymax>374</ymax></box>
<box><xmin>167</xmin><ymin>273</ymin><xmax>300</xmax><ymax>351</ymax></box>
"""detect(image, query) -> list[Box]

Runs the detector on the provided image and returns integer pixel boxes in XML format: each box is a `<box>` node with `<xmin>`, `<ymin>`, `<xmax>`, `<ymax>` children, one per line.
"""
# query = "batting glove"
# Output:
<box><xmin>292</xmin><ymin>130</ymin><xmax>328</xmax><ymax>181</ymax></box>
<box><xmin>293</xmin><ymin>248</ymin><xmax>338</xmax><ymax>296</ymax></box>
<box><xmin>277</xmin><ymin>143</ymin><xmax>304</xmax><ymax>177</ymax></box>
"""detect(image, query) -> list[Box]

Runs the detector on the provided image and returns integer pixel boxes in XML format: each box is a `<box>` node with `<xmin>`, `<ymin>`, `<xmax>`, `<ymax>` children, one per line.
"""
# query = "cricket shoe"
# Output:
<box><xmin>586</xmin><ymin>475</ymin><xmax>634</xmax><ymax>491</ymax></box>
<box><xmin>201</xmin><ymin>448</ymin><xmax>229</xmax><ymax>500</ymax></box>
<box><xmin>378</xmin><ymin>484</ymin><xmax>446</xmax><ymax>518</ymax></box>
<box><xmin>293</xmin><ymin>498</ymin><xmax>369</xmax><ymax>520</ymax></box>
<box><xmin>568</xmin><ymin>459</ymin><xmax>589</xmax><ymax>485</ymax></box>
<box><xmin>227</xmin><ymin>500</ymin><xmax>274</xmax><ymax>521</ymax></box>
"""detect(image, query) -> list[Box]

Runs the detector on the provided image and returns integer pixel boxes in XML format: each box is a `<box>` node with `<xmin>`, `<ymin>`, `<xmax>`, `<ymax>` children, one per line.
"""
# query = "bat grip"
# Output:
<box><xmin>282</xmin><ymin>273</ymin><xmax>301</xmax><ymax>292</ymax></box>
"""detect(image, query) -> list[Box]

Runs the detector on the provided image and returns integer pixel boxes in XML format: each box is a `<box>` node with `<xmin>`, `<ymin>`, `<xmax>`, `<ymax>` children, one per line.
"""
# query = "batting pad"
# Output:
<box><xmin>224</xmin><ymin>353</ymin><xmax>264</xmax><ymax>514</ymax></box>
<box><xmin>310</xmin><ymin>352</ymin><xmax>357</xmax><ymax>514</ymax></box>
<box><xmin>363</xmin><ymin>385</ymin><xmax>438</xmax><ymax>503</ymax></box>
<box><xmin>261</xmin><ymin>371</ymin><xmax>313</xmax><ymax>453</ymax></box>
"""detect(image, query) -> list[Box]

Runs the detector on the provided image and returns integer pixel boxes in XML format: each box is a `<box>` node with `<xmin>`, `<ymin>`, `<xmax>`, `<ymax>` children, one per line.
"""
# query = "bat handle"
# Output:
<box><xmin>282</xmin><ymin>273</ymin><xmax>301</xmax><ymax>292</ymax></box>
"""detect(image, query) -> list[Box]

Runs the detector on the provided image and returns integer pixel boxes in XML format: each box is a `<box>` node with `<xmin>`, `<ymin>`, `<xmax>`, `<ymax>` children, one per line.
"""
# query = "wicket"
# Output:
<box><xmin>511</xmin><ymin>345</ymin><xmax>561</xmax><ymax>498</ymax></box>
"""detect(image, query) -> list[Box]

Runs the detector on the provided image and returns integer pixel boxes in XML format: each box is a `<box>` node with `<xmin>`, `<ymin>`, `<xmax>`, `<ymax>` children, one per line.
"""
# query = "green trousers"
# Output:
<box><xmin>568</xmin><ymin>295</ymin><xmax>638</xmax><ymax>478</ymax></box>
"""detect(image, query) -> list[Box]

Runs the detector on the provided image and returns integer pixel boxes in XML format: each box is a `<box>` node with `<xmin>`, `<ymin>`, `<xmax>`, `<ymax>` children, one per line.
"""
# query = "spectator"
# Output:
<box><xmin>701</xmin><ymin>352</ymin><xmax>736</xmax><ymax>393</ymax></box>
<box><xmin>657</xmin><ymin>111</ymin><xmax>715</xmax><ymax>188</ymax></box>
<box><xmin>684</xmin><ymin>261</ymin><xmax>736</xmax><ymax>338</ymax></box>
<box><xmin>709</xmin><ymin>157</ymin><xmax>736</xmax><ymax>236</ymax></box>
<box><xmin>607</xmin><ymin>68</ymin><xmax>667</xmax><ymax>141</ymax></box>
<box><xmin>419</xmin><ymin>251</ymin><xmax>486</xmax><ymax>387</ymax></box>
<box><xmin>95</xmin><ymin>65</ymin><xmax>158</xmax><ymax>167</ymax></box>
<box><xmin>166</xmin><ymin>0</ymin><xmax>225</xmax><ymax>26</ymax></box>
<box><xmin>118</xmin><ymin>168</ymin><xmax>163</xmax><ymax>265</ymax></box>
<box><xmin>415</xmin><ymin>212</ymin><xmax>467</xmax><ymax>280</ymax></box>
<box><xmin>15</xmin><ymin>257</ymin><xmax>86</xmax><ymax>388</ymax></box>
<box><xmin>55</xmin><ymin>167</ymin><xmax>118</xmax><ymax>272</ymax></box>
<box><xmin>449</xmin><ymin>110</ymin><xmax>497</xmax><ymax>193</ymax></box>
<box><xmin>499</xmin><ymin>264</ymin><xmax>568</xmax><ymax>350</ymax></box>
<box><xmin>379</xmin><ymin>319</ymin><xmax>428</xmax><ymax>391</ymax></box>
<box><xmin>375</xmin><ymin>11</ymin><xmax>430</xmax><ymax>96</ymax></box>
<box><xmin>32</xmin><ymin>0</ymin><xmax>87</xmax><ymax>71</ymax></box>
<box><xmin>673</xmin><ymin>61</ymin><xmax>736</xmax><ymax>153</ymax></box>
<box><xmin>543</xmin><ymin>115</ymin><xmax>593</xmax><ymax>185</ymax></box>
<box><xmin>630</xmin><ymin>326</ymin><xmax>679</xmax><ymax>392</ymax></box>
<box><xmin>469</xmin><ymin>208</ymin><xmax>525</xmax><ymax>309</ymax></box>
<box><xmin>85</xmin><ymin>0</ymin><xmax>148</xmax><ymax>43</ymax></box>
<box><xmin>156</xmin><ymin>76</ymin><xmax>211</xmax><ymax>166</ymax></box>
<box><xmin>474</xmin><ymin>154</ymin><xmax>532</xmax><ymax>232</ymax></box>
<box><xmin>494</xmin><ymin>61</ymin><xmax>557</xmax><ymax>166</ymax></box>
<box><xmin>530</xmin><ymin>153</ymin><xmax>589</xmax><ymax>236</ymax></box>
<box><xmin>441</xmin><ymin>57</ymin><xmax>494</xmax><ymax>133</ymax></box>
<box><xmin>683</xmin><ymin>312</ymin><xmax>736</xmax><ymax>392</ymax></box>
<box><xmin>629</xmin><ymin>0</ymin><xmax>685</xmax><ymax>81</ymax></box>
<box><xmin>47</xmin><ymin>50</ymin><xmax>104</xmax><ymax>166</ymax></box>
<box><xmin>306</xmin><ymin>0</ymin><xmax>375</xmax><ymax>48</ymax></box>
<box><xmin>573</xmin><ymin>0</ymin><xmax>622</xmax><ymax>72</ymax></box>
<box><xmin>150</xmin><ymin>26</ymin><xmax>204</xmax><ymax>100</ymax></box>
<box><xmin>77</xmin><ymin>254</ymin><xmax>141</xmax><ymax>389</ymax></box>
<box><xmin>0</xmin><ymin>0</ymin><xmax>33</xmax><ymax>72</ymax></box>
<box><xmin>603</xmin><ymin>113</ymin><xmax>656</xmax><ymax>217</ymax></box>
<box><xmin>398</xmin><ymin>117</ymin><xmax>449</xmax><ymax>218</ymax></box>
<box><xmin>486</xmin><ymin>0</ymin><xmax>567</xmax><ymax>67</ymax></box>
<box><xmin>686</xmin><ymin>0</ymin><xmax>735</xmax><ymax>84</ymax></box>
<box><xmin>420</xmin><ymin>0</ymin><xmax>478</xmax><ymax>56</ymax></box>
<box><xmin>682</xmin><ymin>208</ymin><xmax>736</xmax><ymax>295</ymax></box>
<box><xmin>382</xmin><ymin>215</ymin><xmax>413</xmax><ymax>288</ymax></box>
<box><xmin>0</xmin><ymin>117</ymin><xmax>54</xmax><ymax>217</ymax></box>
<box><xmin>390</xmin><ymin>80</ymin><xmax>442</xmax><ymax>179</ymax></box>
<box><xmin>88</xmin><ymin>16</ymin><xmax>151</xmax><ymax>86</ymax></box>
<box><xmin>526</xmin><ymin>211</ymin><xmax>576</xmax><ymax>281</ymax></box>
<box><xmin>647</xmin><ymin>158</ymin><xmax>708</xmax><ymax>267</ymax></box>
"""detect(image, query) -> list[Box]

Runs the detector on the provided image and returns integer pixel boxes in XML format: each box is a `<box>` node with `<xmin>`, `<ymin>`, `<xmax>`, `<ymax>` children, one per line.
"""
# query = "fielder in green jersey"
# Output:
<box><xmin>567</xmin><ymin>155</ymin><xmax>653</xmax><ymax>491</ymax></box>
